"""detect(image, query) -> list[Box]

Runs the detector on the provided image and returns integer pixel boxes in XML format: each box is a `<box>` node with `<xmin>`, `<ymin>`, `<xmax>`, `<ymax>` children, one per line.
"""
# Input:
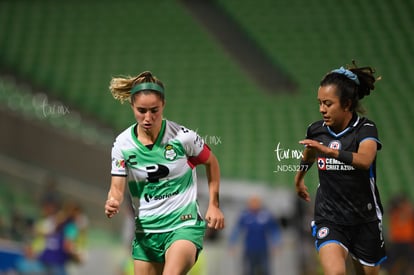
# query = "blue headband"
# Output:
<box><xmin>130</xmin><ymin>82</ymin><xmax>164</xmax><ymax>95</ymax></box>
<box><xmin>331</xmin><ymin>67</ymin><xmax>360</xmax><ymax>85</ymax></box>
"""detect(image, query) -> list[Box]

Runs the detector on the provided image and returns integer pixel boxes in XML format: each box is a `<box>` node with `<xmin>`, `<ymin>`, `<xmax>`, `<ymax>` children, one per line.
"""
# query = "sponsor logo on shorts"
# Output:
<box><xmin>317</xmin><ymin>227</ymin><xmax>329</xmax><ymax>239</ymax></box>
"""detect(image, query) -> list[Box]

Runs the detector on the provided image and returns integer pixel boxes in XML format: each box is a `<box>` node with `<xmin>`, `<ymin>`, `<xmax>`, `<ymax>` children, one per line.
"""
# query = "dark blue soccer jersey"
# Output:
<box><xmin>306</xmin><ymin>114</ymin><xmax>384</xmax><ymax>225</ymax></box>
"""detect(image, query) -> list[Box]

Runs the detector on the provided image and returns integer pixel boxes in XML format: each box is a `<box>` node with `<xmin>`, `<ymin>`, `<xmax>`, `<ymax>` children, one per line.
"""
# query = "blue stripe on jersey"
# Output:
<box><xmin>360</xmin><ymin>137</ymin><xmax>382</xmax><ymax>150</ymax></box>
<box><xmin>369</xmin><ymin>165</ymin><xmax>383</xmax><ymax>221</ymax></box>
<box><xmin>326</xmin><ymin>116</ymin><xmax>360</xmax><ymax>138</ymax></box>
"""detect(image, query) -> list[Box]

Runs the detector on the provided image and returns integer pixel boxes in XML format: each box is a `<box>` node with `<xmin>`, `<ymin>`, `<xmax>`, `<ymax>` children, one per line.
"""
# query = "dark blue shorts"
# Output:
<box><xmin>311</xmin><ymin>219</ymin><xmax>387</xmax><ymax>266</ymax></box>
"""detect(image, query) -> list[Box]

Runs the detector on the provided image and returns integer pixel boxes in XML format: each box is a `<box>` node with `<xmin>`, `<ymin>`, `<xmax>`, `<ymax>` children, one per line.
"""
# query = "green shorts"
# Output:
<box><xmin>131</xmin><ymin>219</ymin><xmax>206</xmax><ymax>262</ymax></box>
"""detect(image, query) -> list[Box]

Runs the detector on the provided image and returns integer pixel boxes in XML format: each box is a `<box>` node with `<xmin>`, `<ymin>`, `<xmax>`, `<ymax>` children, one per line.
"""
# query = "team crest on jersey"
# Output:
<box><xmin>328</xmin><ymin>140</ymin><xmax>341</xmax><ymax>150</ymax></box>
<box><xmin>317</xmin><ymin>227</ymin><xmax>329</xmax><ymax>239</ymax></box>
<box><xmin>164</xmin><ymin>144</ymin><xmax>177</xmax><ymax>160</ymax></box>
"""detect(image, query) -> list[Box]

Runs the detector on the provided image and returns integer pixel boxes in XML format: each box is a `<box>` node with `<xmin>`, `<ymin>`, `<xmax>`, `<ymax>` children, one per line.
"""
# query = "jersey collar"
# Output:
<box><xmin>131</xmin><ymin>119</ymin><xmax>166</xmax><ymax>150</ymax></box>
<box><xmin>324</xmin><ymin>113</ymin><xmax>360</xmax><ymax>138</ymax></box>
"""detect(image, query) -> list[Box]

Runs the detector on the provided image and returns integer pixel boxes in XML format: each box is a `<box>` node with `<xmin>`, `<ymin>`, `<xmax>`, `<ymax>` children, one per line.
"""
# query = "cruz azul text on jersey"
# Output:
<box><xmin>317</xmin><ymin>157</ymin><xmax>355</xmax><ymax>171</ymax></box>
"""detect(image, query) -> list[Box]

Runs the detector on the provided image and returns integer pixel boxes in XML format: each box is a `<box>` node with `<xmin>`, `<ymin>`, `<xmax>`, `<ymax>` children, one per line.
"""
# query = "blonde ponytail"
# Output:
<box><xmin>109</xmin><ymin>71</ymin><xmax>164</xmax><ymax>104</ymax></box>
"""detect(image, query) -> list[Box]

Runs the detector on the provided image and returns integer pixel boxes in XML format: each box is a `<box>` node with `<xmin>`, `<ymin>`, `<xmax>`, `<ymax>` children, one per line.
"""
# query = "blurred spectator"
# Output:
<box><xmin>228</xmin><ymin>195</ymin><xmax>281</xmax><ymax>275</ymax></box>
<box><xmin>385</xmin><ymin>194</ymin><xmax>414</xmax><ymax>274</ymax></box>
<box><xmin>35</xmin><ymin>198</ymin><xmax>86</xmax><ymax>275</ymax></box>
<box><xmin>15</xmin><ymin>242</ymin><xmax>45</xmax><ymax>274</ymax></box>
<box><xmin>61</xmin><ymin>200</ymin><xmax>88</xmax><ymax>265</ymax></box>
<box><xmin>12</xmin><ymin>213</ymin><xmax>43</xmax><ymax>274</ymax></box>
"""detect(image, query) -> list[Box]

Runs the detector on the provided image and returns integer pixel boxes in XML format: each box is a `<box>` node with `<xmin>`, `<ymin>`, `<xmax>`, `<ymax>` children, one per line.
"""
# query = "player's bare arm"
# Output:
<box><xmin>294</xmin><ymin>171</ymin><xmax>311</xmax><ymax>202</ymax></box>
<box><xmin>203</xmin><ymin>152</ymin><xmax>225</xmax><ymax>230</ymax></box>
<box><xmin>105</xmin><ymin>176</ymin><xmax>126</xmax><ymax>218</ymax></box>
<box><xmin>294</xmin><ymin>145</ymin><xmax>315</xmax><ymax>202</ymax></box>
<box><xmin>348</xmin><ymin>139</ymin><xmax>377</xmax><ymax>170</ymax></box>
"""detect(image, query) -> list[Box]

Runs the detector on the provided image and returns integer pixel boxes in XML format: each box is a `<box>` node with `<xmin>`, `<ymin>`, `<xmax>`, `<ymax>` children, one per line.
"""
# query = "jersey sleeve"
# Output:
<box><xmin>177</xmin><ymin>127</ymin><xmax>211</xmax><ymax>164</ymax></box>
<box><xmin>357</xmin><ymin>120</ymin><xmax>382</xmax><ymax>150</ymax></box>
<box><xmin>305</xmin><ymin>124</ymin><xmax>313</xmax><ymax>139</ymax></box>
<box><xmin>305</xmin><ymin>120</ymin><xmax>323</xmax><ymax>139</ymax></box>
<box><xmin>111</xmin><ymin>138</ymin><xmax>127</xmax><ymax>176</ymax></box>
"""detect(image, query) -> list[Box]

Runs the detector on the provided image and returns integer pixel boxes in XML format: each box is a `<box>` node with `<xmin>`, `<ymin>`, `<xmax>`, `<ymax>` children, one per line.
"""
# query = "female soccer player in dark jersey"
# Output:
<box><xmin>294</xmin><ymin>62</ymin><xmax>386</xmax><ymax>275</ymax></box>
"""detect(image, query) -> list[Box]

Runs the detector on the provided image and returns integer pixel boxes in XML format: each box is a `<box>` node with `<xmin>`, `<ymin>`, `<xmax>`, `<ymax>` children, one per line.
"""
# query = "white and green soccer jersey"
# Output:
<box><xmin>111</xmin><ymin>119</ymin><xmax>210</xmax><ymax>233</ymax></box>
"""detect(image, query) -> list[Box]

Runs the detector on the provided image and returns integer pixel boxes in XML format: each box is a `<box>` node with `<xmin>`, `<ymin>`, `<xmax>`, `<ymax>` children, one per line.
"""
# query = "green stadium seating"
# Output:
<box><xmin>1</xmin><ymin>0</ymin><xmax>414</xmax><ymax>205</ymax></box>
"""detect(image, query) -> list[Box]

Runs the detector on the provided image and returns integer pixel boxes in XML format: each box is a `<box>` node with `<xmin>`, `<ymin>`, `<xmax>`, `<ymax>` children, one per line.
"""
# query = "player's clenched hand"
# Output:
<box><xmin>105</xmin><ymin>198</ymin><xmax>120</xmax><ymax>218</ymax></box>
<box><xmin>205</xmin><ymin>205</ymin><xmax>225</xmax><ymax>230</ymax></box>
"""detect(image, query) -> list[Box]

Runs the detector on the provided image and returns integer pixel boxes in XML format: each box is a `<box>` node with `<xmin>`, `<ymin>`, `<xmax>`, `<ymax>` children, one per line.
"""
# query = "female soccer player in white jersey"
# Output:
<box><xmin>294</xmin><ymin>62</ymin><xmax>386</xmax><ymax>275</ymax></box>
<box><xmin>104</xmin><ymin>71</ymin><xmax>225</xmax><ymax>275</ymax></box>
